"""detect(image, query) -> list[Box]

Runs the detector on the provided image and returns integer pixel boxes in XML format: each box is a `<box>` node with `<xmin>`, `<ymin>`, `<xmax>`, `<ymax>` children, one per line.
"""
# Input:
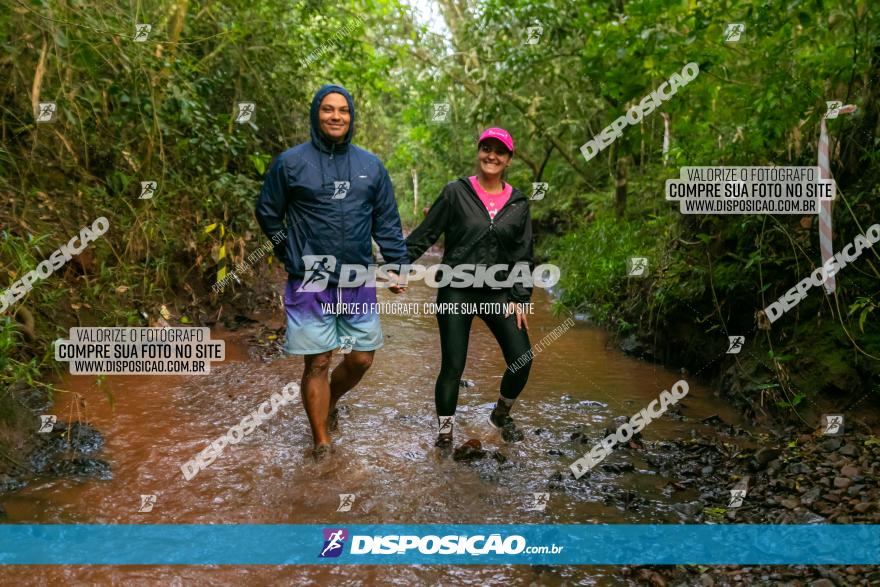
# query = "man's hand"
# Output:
<box><xmin>504</xmin><ymin>301</ymin><xmax>529</xmax><ymax>330</ymax></box>
<box><xmin>385</xmin><ymin>270</ymin><xmax>407</xmax><ymax>295</ymax></box>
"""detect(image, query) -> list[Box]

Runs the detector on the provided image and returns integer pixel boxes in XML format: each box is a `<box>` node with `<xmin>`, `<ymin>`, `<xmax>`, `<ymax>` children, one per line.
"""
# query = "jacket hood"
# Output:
<box><xmin>310</xmin><ymin>84</ymin><xmax>355</xmax><ymax>153</ymax></box>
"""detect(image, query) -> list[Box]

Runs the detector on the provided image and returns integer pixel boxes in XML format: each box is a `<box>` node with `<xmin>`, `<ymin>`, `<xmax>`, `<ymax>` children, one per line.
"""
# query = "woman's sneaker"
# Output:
<box><xmin>435</xmin><ymin>433</ymin><xmax>453</xmax><ymax>448</ymax></box>
<box><xmin>489</xmin><ymin>404</ymin><xmax>524</xmax><ymax>442</ymax></box>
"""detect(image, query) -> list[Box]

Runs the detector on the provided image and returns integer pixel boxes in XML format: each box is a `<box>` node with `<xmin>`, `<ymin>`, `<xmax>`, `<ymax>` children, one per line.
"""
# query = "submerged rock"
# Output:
<box><xmin>48</xmin><ymin>458</ymin><xmax>112</xmax><ymax>480</ymax></box>
<box><xmin>453</xmin><ymin>439</ymin><xmax>486</xmax><ymax>461</ymax></box>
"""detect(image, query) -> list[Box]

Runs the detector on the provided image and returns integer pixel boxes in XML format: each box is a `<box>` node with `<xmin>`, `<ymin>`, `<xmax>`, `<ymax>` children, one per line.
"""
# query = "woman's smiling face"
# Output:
<box><xmin>478</xmin><ymin>139</ymin><xmax>512</xmax><ymax>177</ymax></box>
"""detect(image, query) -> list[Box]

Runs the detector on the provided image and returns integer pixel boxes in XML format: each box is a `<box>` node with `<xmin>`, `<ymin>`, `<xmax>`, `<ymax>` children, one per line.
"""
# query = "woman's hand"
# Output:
<box><xmin>505</xmin><ymin>301</ymin><xmax>529</xmax><ymax>331</ymax></box>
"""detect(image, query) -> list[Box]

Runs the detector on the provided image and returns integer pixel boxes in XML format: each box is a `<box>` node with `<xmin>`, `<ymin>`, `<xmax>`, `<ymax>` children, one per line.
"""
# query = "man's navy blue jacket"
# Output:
<box><xmin>255</xmin><ymin>84</ymin><xmax>409</xmax><ymax>284</ymax></box>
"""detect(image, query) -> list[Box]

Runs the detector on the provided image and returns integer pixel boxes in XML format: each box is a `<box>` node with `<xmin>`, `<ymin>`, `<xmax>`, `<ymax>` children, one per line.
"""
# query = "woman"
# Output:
<box><xmin>406</xmin><ymin>127</ymin><xmax>534</xmax><ymax>448</ymax></box>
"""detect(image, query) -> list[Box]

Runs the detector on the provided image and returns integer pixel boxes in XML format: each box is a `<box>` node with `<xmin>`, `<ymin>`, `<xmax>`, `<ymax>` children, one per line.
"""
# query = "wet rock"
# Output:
<box><xmin>840</xmin><ymin>465</ymin><xmax>860</xmax><ymax>479</ymax></box>
<box><xmin>833</xmin><ymin>477</ymin><xmax>853</xmax><ymax>489</ymax></box>
<box><xmin>534</xmin><ymin>428</ymin><xmax>547</xmax><ymax>435</ymax></box>
<box><xmin>701</xmin><ymin>466</ymin><xmax>714</xmax><ymax>475</ymax></box>
<box><xmin>801</xmin><ymin>486</ymin><xmax>823</xmax><ymax>506</ymax></box>
<box><xmin>820</xmin><ymin>438</ymin><xmax>842</xmax><ymax>452</ymax></box>
<box><xmin>699</xmin><ymin>574</ymin><xmax>715</xmax><ymax>586</ymax></box>
<box><xmin>489</xmin><ymin>451</ymin><xmax>507</xmax><ymax>464</ymax></box>
<box><xmin>787</xmin><ymin>462</ymin><xmax>811</xmax><ymax>475</ymax></box>
<box><xmin>752</xmin><ymin>447</ymin><xmax>781</xmax><ymax>470</ymax></box>
<box><xmin>838</xmin><ymin>444</ymin><xmax>858</xmax><ymax>457</ymax></box>
<box><xmin>601</xmin><ymin>462</ymin><xmax>634</xmax><ymax>474</ymax></box>
<box><xmin>547</xmin><ymin>449</ymin><xmax>564</xmax><ymax>456</ymax></box>
<box><xmin>781</xmin><ymin>498</ymin><xmax>799</xmax><ymax>510</ymax></box>
<box><xmin>48</xmin><ymin>458</ymin><xmax>112</xmax><ymax>480</ymax></box>
<box><xmin>0</xmin><ymin>474</ymin><xmax>26</xmax><ymax>493</ymax></box>
<box><xmin>853</xmin><ymin>502</ymin><xmax>872</xmax><ymax>513</ymax></box>
<box><xmin>453</xmin><ymin>439</ymin><xmax>486</xmax><ymax>461</ymax></box>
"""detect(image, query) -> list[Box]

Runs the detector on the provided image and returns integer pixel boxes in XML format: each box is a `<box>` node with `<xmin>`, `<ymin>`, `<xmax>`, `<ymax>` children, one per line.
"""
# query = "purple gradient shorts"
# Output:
<box><xmin>283</xmin><ymin>278</ymin><xmax>383</xmax><ymax>356</ymax></box>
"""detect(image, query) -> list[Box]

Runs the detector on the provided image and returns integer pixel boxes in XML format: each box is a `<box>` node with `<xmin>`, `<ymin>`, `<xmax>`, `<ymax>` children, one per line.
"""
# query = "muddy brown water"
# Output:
<box><xmin>2</xmin><ymin>259</ymin><xmax>747</xmax><ymax>585</ymax></box>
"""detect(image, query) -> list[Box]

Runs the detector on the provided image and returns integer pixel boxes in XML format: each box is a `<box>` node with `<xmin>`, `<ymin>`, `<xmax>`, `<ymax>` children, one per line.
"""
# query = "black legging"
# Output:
<box><xmin>434</xmin><ymin>286</ymin><xmax>532</xmax><ymax>417</ymax></box>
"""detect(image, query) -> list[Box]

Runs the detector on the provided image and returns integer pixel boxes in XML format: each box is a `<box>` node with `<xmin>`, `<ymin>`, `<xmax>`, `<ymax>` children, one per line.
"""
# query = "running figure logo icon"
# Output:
<box><xmin>319</xmin><ymin>528</ymin><xmax>349</xmax><ymax>558</ymax></box>
<box><xmin>137</xmin><ymin>494</ymin><xmax>157</xmax><ymax>513</ymax></box>
<box><xmin>527</xmin><ymin>492</ymin><xmax>550</xmax><ymax>511</ymax></box>
<box><xmin>724</xmin><ymin>23</ymin><xmax>745</xmax><ymax>42</ymax></box>
<box><xmin>38</xmin><ymin>415</ymin><xmax>56</xmax><ymax>433</ymax></box>
<box><xmin>332</xmin><ymin>181</ymin><xmax>350</xmax><ymax>200</ymax></box>
<box><xmin>431</xmin><ymin>102</ymin><xmax>450</xmax><ymax>123</ymax></box>
<box><xmin>235</xmin><ymin>102</ymin><xmax>256</xmax><ymax>123</ymax></box>
<box><xmin>822</xmin><ymin>414</ymin><xmax>844</xmax><ymax>435</ymax></box>
<box><xmin>825</xmin><ymin>100</ymin><xmax>843</xmax><ymax>119</ymax></box>
<box><xmin>337</xmin><ymin>494</ymin><xmax>356</xmax><ymax>512</ymax></box>
<box><xmin>339</xmin><ymin>335</ymin><xmax>356</xmax><ymax>354</ymax></box>
<box><xmin>438</xmin><ymin>416</ymin><xmax>454</xmax><ymax>434</ymax></box>
<box><xmin>726</xmin><ymin>336</ymin><xmax>745</xmax><ymax>354</ymax></box>
<box><xmin>525</xmin><ymin>25</ymin><xmax>543</xmax><ymax>44</ymax></box>
<box><xmin>728</xmin><ymin>489</ymin><xmax>746</xmax><ymax>508</ymax></box>
<box><xmin>140</xmin><ymin>181</ymin><xmax>158</xmax><ymax>200</ymax></box>
<box><xmin>134</xmin><ymin>24</ymin><xmax>152</xmax><ymax>42</ymax></box>
<box><xmin>530</xmin><ymin>182</ymin><xmax>548</xmax><ymax>201</ymax></box>
<box><xmin>627</xmin><ymin>257</ymin><xmax>648</xmax><ymax>277</ymax></box>
<box><xmin>298</xmin><ymin>255</ymin><xmax>337</xmax><ymax>292</ymax></box>
<box><xmin>36</xmin><ymin>102</ymin><xmax>56</xmax><ymax>123</ymax></box>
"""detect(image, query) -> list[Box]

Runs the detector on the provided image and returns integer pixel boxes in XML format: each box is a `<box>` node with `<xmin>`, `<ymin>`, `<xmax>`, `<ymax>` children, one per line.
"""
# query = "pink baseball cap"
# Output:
<box><xmin>478</xmin><ymin>127</ymin><xmax>514</xmax><ymax>153</ymax></box>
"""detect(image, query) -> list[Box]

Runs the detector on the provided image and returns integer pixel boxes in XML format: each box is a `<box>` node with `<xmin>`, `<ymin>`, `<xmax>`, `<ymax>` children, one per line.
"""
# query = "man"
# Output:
<box><xmin>256</xmin><ymin>84</ymin><xmax>408</xmax><ymax>460</ymax></box>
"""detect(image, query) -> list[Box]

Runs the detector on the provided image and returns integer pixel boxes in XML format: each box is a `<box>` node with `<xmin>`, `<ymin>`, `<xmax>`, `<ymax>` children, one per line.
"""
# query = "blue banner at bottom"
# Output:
<box><xmin>0</xmin><ymin>524</ymin><xmax>877</xmax><ymax>565</ymax></box>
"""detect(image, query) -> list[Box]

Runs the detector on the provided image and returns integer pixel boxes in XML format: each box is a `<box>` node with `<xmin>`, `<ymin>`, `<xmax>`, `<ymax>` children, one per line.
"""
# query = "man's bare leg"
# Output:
<box><xmin>329</xmin><ymin>350</ymin><xmax>374</xmax><ymax>413</ymax></box>
<box><xmin>301</xmin><ymin>351</ymin><xmax>333</xmax><ymax>447</ymax></box>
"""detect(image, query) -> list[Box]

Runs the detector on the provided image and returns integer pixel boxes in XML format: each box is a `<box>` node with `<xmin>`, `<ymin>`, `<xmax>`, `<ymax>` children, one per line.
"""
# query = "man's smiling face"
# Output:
<box><xmin>318</xmin><ymin>93</ymin><xmax>351</xmax><ymax>143</ymax></box>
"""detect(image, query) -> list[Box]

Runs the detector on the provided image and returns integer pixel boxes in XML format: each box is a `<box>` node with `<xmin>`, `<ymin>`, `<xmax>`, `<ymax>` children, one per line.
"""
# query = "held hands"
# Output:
<box><xmin>385</xmin><ymin>270</ymin><xmax>407</xmax><ymax>294</ymax></box>
<box><xmin>504</xmin><ymin>301</ymin><xmax>529</xmax><ymax>331</ymax></box>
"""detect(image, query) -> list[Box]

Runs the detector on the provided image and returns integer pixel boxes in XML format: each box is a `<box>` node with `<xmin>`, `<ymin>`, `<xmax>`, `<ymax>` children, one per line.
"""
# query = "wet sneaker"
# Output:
<box><xmin>327</xmin><ymin>407</ymin><xmax>339</xmax><ymax>432</ymax></box>
<box><xmin>435</xmin><ymin>433</ymin><xmax>453</xmax><ymax>448</ymax></box>
<box><xmin>313</xmin><ymin>443</ymin><xmax>333</xmax><ymax>462</ymax></box>
<box><xmin>489</xmin><ymin>407</ymin><xmax>525</xmax><ymax>442</ymax></box>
